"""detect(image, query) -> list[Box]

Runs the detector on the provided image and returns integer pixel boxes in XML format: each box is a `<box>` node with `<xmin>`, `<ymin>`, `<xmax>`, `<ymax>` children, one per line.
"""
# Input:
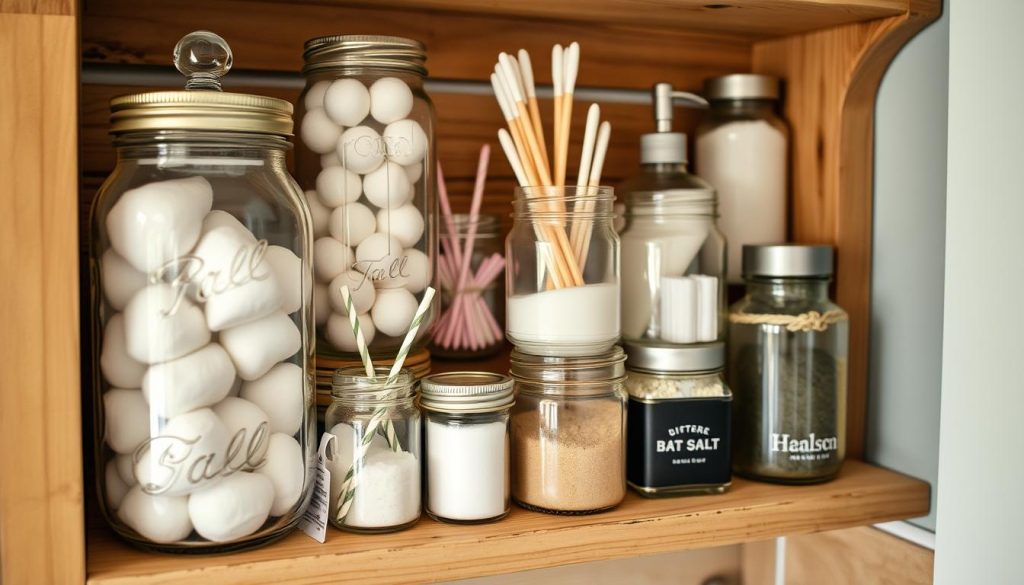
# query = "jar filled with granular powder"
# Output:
<box><xmin>625</xmin><ymin>341</ymin><xmax>732</xmax><ymax>496</ymax></box>
<box><xmin>728</xmin><ymin>245</ymin><xmax>848</xmax><ymax>483</ymax></box>
<box><xmin>509</xmin><ymin>348</ymin><xmax>627</xmax><ymax>514</ymax></box>
<box><xmin>420</xmin><ymin>372</ymin><xmax>514</xmax><ymax>524</ymax></box>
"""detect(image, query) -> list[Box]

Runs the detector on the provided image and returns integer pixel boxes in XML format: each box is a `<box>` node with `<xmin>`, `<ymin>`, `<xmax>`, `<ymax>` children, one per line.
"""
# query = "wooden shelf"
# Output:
<box><xmin>86</xmin><ymin>460</ymin><xmax>928</xmax><ymax>585</ymax></box>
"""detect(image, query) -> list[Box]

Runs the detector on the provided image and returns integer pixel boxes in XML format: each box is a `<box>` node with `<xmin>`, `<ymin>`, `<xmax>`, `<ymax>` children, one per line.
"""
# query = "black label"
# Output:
<box><xmin>627</xmin><ymin>396</ymin><xmax>732</xmax><ymax>489</ymax></box>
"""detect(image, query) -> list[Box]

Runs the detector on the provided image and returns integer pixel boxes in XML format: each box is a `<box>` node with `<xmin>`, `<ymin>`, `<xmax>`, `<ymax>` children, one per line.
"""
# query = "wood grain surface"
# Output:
<box><xmin>786</xmin><ymin>526</ymin><xmax>933</xmax><ymax>585</ymax></box>
<box><xmin>85</xmin><ymin>460</ymin><xmax>928</xmax><ymax>585</ymax></box>
<box><xmin>0</xmin><ymin>9</ymin><xmax>84</xmax><ymax>585</ymax></box>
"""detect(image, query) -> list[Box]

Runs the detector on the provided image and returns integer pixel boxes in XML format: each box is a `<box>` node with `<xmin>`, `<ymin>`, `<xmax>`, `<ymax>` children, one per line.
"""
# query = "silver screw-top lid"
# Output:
<box><xmin>419</xmin><ymin>371</ymin><xmax>514</xmax><ymax>413</ymax></box>
<box><xmin>742</xmin><ymin>244</ymin><xmax>834</xmax><ymax>278</ymax></box>
<box><xmin>641</xmin><ymin>132</ymin><xmax>687</xmax><ymax>164</ymax></box>
<box><xmin>624</xmin><ymin>341</ymin><xmax>724</xmax><ymax>373</ymax></box>
<box><xmin>703</xmin><ymin>74</ymin><xmax>780</xmax><ymax>101</ymax></box>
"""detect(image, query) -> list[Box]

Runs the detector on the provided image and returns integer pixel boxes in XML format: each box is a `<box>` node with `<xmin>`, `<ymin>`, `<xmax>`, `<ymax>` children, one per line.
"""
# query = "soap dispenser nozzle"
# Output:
<box><xmin>653</xmin><ymin>82</ymin><xmax>707</xmax><ymax>133</ymax></box>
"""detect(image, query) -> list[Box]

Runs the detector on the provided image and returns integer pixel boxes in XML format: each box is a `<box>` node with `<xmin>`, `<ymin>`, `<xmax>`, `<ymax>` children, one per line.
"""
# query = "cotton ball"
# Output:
<box><xmin>383</xmin><ymin>119</ymin><xmax>427</xmax><ymax>166</ymax></box>
<box><xmin>400</xmin><ymin>248</ymin><xmax>432</xmax><ymax>294</ymax></box>
<box><xmin>321</xmin><ymin>152</ymin><xmax>341</xmax><ymax>168</ymax></box>
<box><xmin>191</xmin><ymin>227</ymin><xmax>282</xmax><ymax>331</ymax></box>
<box><xmin>337</xmin><ymin>126</ymin><xmax>384</xmax><ymax>174</ymax></box>
<box><xmin>369</xmin><ymin>77</ymin><xmax>414</xmax><ymax>124</ymax></box>
<box><xmin>118</xmin><ymin>487</ymin><xmax>192</xmax><ymax>544</ymax></box>
<box><xmin>105</xmin><ymin>459</ymin><xmax>130</xmax><ymax>511</ymax></box>
<box><xmin>313</xmin><ymin>237</ymin><xmax>352</xmax><ymax>283</ymax></box>
<box><xmin>300</xmin><ymin>108</ymin><xmax>341</xmax><ymax>154</ymax></box>
<box><xmin>326</xmin><ymin>312</ymin><xmax>375</xmax><ymax>351</ymax></box>
<box><xmin>376</xmin><ymin>204</ymin><xmax>424</xmax><ymax>248</ymax></box>
<box><xmin>263</xmin><ymin>245</ymin><xmax>308</xmax><ymax>315</ymax></box>
<box><xmin>370</xmin><ymin>288</ymin><xmax>418</xmax><ymax>337</ymax></box>
<box><xmin>101</xmin><ymin>249</ymin><xmax>147</xmax><ymax>311</ymax></box>
<box><xmin>188</xmin><ymin>472</ymin><xmax>274</xmax><ymax>542</ymax></box>
<box><xmin>104</xmin><ymin>389</ymin><xmax>151</xmax><ymax>455</ymax></box>
<box><xmin>101</xmin><ymin>314</ymin><xmax>147</xmax><ymax>388</ymax></box>
<box><xmin>240</xmin><ymin>363</ymin><xmax>304</xmax><ymax>436</ymax></box>
<box><xmin>116</xmin><ymin>453</ymin><xmax>137</xmax><ymax>486</ymax></box>
<box><xmin>324</xmin><ymin>79</ymin><xmax>371</xmax><ymax>127</ymax></box>
<box><xmin>213</xmin><ymin>397</ymin><xmax>271</xmax><ymax>470</ymax></box>
<box><xmin>106</xmin><ymin>176</ymin><xmax>213</xmax><ymax>273</ymax></box>
<box><xmin>201</xmin><ymin>210</ymin><xmax>257</xmax><ymax>242</ymax></box>
<box><xmin>135</xmin><ymin>408</ymin><xmax>230</xmax><ymax>496</ymax></box>
<box><xmin>304</xmin><ymin>80</ymin><xmax>330</xmax><ymax>111</ymax></box>
<box><xmin>256</xmin><ymin>433</ymin><xmax>305</xmax><ymax>516</ymax></box>
<box><xmin>142</xmin><ymin>343</ymin><xmax>236</xmax><ymax>418</ymax></box>
<box><xmin>316</xmin><ymin>167</ymin><xmax>362</xmax><ymax>208</ymax></box>
<box><xmin>329</xmin><ymin>202</ymin><xmax>376</xmax><ymax>247</ymax></box>
<box><xmin>404</xmin><ymin>161</ymin><xmax>423</xmax><ymax>183</ymax></box>
<box><xmin>362</xmin><ymin>161</ymin><xmax>412</xmax><ymax>209</ymax></box>
<box><xmin>314</xmin><ymin>282</ymin><xmax>330</xmax><ymax>326</ymax></box>
<box><xmin>219</xmin><ymin>311</ymin><xmax>301</xmax><ymax>380</ymax></box>
<box><xmin>123</xmin><ymin>284</ymin><xmax>211</xmax><ymax>364</ymax></box>
<box><xmin>303</xmin><ymin>190</ymin><xmax>330</xmax><ymax>238</ymax></box>
<box><xmin>355</xmin><ymin>233</ymin><xmax>403</xmax><ymax>283</ymax></box>
<box><xmin>328</xmin><ymin>271</ymin><xmax>375</xmax><ymax>314</ymax></box>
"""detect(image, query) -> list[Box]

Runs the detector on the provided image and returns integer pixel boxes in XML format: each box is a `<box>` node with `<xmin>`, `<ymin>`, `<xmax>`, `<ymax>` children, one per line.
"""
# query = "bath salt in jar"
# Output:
<box><xmin>506</xmin><ymin>187</ymin><xmax>620</xmax><ymax>357</ymax></box>
<box><xmin>420</xmin><ymin>372</ymin><xmax>514</xmax><ymax>524</ymax></box>
<box><xmin>88</xmin><ymin>32</ymin><xmax>315</xmax><ymax>553</ymax></box>
<box><xmin>298</xmin><ymin>35</ymin><xmax>437</xmax><ymax>359</ymax></box>
<box><xmin>325</xmin><ymin>367</ymin><xmax>421</xmax><ymax>533</ymax></box>
<box><xmin>510</xmin><ymin>348</ymin><xmax>627</xmax><ymax>514</ymax></box>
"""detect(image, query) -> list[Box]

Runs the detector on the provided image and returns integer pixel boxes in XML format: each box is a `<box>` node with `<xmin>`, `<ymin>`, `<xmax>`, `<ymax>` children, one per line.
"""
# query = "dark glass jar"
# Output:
<box><xmin>728</xmin><ymin>245</ymin><xmax>848</xmax><ymax>483</ymax></box>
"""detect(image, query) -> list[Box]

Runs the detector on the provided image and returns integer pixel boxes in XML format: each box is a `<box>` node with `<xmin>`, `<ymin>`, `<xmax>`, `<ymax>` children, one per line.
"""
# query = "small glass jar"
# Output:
<box><xmin>510</xmin><ymin>348</ymin><xmax>627</xmax><ymax>514</ymax></box>
<box><xmin>618</xmin><ymin>162</ymin><xmax>725</xmax><ymax>345</ymax></box>
<box><xmin>728</xmin><ymin>245</ymin><xmax>848</xmax><ymax>483</ymax></box>
<box><xmin>298</xmin><ymin>35</ymin><xmax>438</xmax><ymax>359</ymax></box>
<box><xmin>695</xmin><ymin>74</ymin><xmax>789</xmax><ymax>284</ymax></box>
<box><xmin>89</xmin><ymin>32</ymin><xmax>315</xmax><ymax>553</ymax></box>
<box><xmin>506</xmin><ymin>187</ymin><xmax>619</xmax><ymax>357</ymax></box>
<box><xmin>325</xmin><ymin>367</ymin><xmax>421</xmax><ymax>533</ymax></box>
<box><xmin>432</xmin><ymin>214</ymin><xmax>505</xmax><ymax>359</ymax></box>
<box><xmin>624</xmin><ymin>341</ymin><xmax>732</xmax><ymax>496</ymax></box>
<box><xmin>421</xmin><ymin>372</ymin><xmax>513</xmax><ymax>523</ymax></box>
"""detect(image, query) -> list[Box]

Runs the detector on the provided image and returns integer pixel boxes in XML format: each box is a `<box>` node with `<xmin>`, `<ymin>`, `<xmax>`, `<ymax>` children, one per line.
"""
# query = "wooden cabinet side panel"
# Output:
<box><xmin>0</xmin><ymin>11</ymin><xmax>85</xmax><ymax>585</ymax></box>
<box><xmin>786</xmin><ymin>526</ymin><xmax>933</xmax><ymax>584</ymax></box>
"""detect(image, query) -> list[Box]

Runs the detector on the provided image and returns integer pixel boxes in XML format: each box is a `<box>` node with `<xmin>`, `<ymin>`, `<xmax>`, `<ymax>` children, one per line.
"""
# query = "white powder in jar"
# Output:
<box><xmin>329</xmin><ymin>448</ymin><xmax>420</xmax><ymax>529</ymax></box>
<box><xmin>507</xmin><ymin>283</ymin><xmax>619</xmax><ymax>355</ymax></box>
<box><xmin>426</xmin><ymin>419</ymin><xmax>508</xmax><ymax>521</ymax></box>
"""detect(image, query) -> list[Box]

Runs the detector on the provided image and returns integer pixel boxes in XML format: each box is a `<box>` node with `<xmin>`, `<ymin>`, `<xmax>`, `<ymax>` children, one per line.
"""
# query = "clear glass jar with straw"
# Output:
<box><xmin>325</xmin><ymin>367</ymin><xmax>421</xmax><ymax>533</ymax></box>
<box><xmin>505</xmin><ymin>186</ymin><xmax>620</xmax><ymax>357</ymax></box>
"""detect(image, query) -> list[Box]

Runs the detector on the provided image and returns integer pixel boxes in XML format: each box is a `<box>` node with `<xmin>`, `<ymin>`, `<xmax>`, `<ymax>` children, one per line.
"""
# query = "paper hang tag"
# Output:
<box><xmin>299</xmin><ymin>432</ymin><xmax>336</xmax><ymax>544</ymax></box>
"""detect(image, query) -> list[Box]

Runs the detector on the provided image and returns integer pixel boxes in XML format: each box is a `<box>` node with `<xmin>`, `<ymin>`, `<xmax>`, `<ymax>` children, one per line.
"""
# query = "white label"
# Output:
<box><xmin>299</xmin><ymin>432</ymin><xmax>335</xmax><ymax>543</ymax></box>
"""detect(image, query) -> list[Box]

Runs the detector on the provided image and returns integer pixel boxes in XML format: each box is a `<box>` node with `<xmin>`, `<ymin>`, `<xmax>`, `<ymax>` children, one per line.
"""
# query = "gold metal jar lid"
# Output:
<box><xmin>302</xmin><ymin>35</ymin><xmax>427</xmax><ymax>76</ymax></box>
<box><xmin>110</xmin><ymin>31</ymin><xmax>293</xmax><ymax>136</ymax></box>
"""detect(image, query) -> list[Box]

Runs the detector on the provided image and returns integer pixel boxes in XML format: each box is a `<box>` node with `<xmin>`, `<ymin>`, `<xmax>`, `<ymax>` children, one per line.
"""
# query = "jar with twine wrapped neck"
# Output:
<box><xmin>727</xmin><ymin>244</ymin><xmax>849</xmax><ymax>483</ymax></box>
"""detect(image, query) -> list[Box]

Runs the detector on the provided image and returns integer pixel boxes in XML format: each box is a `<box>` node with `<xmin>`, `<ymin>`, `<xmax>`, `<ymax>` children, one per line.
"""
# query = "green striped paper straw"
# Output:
<box><xmin>387</xmin><ymin>286</ymin><xmax>436</xmax><ymax>384</ymax></box>
<box><xmin>340</xmin><ymin>285</ymin><xmax>375</xmax><ymax>379</ymax></box>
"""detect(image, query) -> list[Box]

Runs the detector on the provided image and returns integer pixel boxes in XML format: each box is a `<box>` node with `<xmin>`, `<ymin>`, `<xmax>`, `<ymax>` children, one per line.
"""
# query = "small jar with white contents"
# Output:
<box><xmin>325</xmin><ymin>367</ymin><xmax>421</xmax><ymax>533</ymax></box>
<box><xmin>298</xmin><ymin>35</ymin><xmax>437</xmax><ymax>359</ymax></box>
<box><xmin>89</xmin><ymin>32</ymin><xmax>314</xmax><ymax>553</ymax></box>
<box><xmin>420</xmin><ymin>372</ymin><xmax>513</xmax><ymax>524</ymax></box>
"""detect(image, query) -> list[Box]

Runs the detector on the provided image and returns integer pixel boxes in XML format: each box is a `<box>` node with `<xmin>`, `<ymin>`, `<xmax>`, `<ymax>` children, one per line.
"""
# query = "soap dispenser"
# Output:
<box><xmin>618</xmin><ymin>83</ymin><xmax>726</xmax><ymax>347</ymax></box>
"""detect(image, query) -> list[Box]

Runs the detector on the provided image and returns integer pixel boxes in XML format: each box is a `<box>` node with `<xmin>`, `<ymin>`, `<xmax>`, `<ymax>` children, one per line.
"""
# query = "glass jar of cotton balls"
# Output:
<box><xmin>89</xmin><ymin>31</ymin><xmax>314</xmax><ymax>553</ymax></box>
<box><xmin>299</xmin><ymin>35</ymin><xmax>437</xmax><ymax>358</ymax></box>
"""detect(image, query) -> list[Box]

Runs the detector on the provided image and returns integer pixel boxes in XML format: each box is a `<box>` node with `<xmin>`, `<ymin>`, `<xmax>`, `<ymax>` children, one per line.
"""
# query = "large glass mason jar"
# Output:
<box><xmin>509</xmin><ymin>348</ymin><xmax>627</xmax><ymax>514</ymax></box>
<box><xmin>324</xmin><ymin>367</ymin><xmax>421</xmax><ymax>533</ymax></box>
<box><xmin>88</xmin><ymin>32</ymin><xmax>315</xmax><ymax>552</ymax></box>
<box><xmin>298</xmin><ymin>35</ymin><xmax>437</xmax><ymax>359</ymax></box>
<box><xmin>506</xmin><ymin>187</ymin><xmax>619</xmax><ymax>357</ymax></box>
<box><xmin>728</xmin><ymin>245</ymin><xmax>848</xmax><ymax>483</ymax></box>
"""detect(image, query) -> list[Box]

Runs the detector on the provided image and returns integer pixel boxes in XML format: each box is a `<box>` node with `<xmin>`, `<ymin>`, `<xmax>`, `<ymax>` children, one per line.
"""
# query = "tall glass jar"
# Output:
<box><xmin>728</xmin><ymin>245</ymin><xmax>848</xmax><ymax>483</ymax></box>
<box><xmin>618</xmin><ymin>163</ymin><xmax>725</xmax><ymax>345</ymax></box>
<box><xmin>695</xmin><ymin>74</ymin><xmax>789</xmax><ymax>284</ymax></box>
<box><xmin>432</xmin><ymin>214</ymin><xmax>506</xmax><ymax>359</ymax></box>
<box><xmin>298</xmin><ymin>35</ymin><xmax>437</xmax><ymax>359</ymax></box>
<box><xmin>506</xmin><ymin>187</ymin><xmax>619</xmax><ymax>357</ymax></box>
<box><xmin>325</xmin><ymin>367</ymin><xmax>421</xmax><ymax>533</ymax></box>
<box><xmin>421</xmin><ymin>372</ymin><xmax>513</xmax><ymax>524</ymax></box>
<box><xmin>510</xmin><ymin>348</ymin><xmax>627</xmax><ymax>514</ymax></box>
<box><xmin>88</xmin><ymin>32</ymin><xmax>315</xmax><ymax>553</ymax></box>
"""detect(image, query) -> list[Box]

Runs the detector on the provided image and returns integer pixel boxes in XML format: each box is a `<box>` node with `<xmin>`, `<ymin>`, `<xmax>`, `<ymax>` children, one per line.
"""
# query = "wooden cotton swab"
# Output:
<box><xmin>517</xmin><ymin>49</ymin><xmax>549</xmax><ymax>171</ymax></box>
<box><xmin>552</xmin><ymin>44</ymin><xmax>564</xmax><ymax>186</ymax></box>
<box><xmin>499</xmin><ymin>53</ymin><xmax>551</xmax><ymax>186</ymax></box>
<box><xmin>492</xmin><ymin>71</ymin><xmax>540</xmax><ymax>187</ymax></box>
<box><xmin>570</xmin><ymin>103</ymin><xmax>601</xmax><ymax>258</ymax></box>
<box><xmin>578</xmin><ymin>120</ymin><xmax>611</xmax><ymax>268</ymax></box>
<box><xmin>558</xmin><ymin>42</ymin><xmax>579</xmax><ymax>188</ymax></box>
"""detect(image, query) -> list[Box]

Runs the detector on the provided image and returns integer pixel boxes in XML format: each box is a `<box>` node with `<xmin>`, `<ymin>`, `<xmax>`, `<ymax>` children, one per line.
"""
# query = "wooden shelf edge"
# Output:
<box><xmin>86</xmin><ymin>460</ymin><xmax>929</xmax><ymax>585</ymax></box>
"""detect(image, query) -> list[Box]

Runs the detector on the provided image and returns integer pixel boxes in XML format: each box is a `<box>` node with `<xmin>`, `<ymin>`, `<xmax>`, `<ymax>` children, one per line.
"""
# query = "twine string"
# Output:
<box><xmin>728</xmin><ymin>309</ymin><xmax>848</xmax><ymax>333</ymax></box>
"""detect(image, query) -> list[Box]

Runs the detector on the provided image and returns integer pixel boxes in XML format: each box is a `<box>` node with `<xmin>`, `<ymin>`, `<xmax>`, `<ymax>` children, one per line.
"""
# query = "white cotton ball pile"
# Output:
<box><xmin>329</xmin><ymin>202</ymin><xmax>376</xmax><ymax>246</ymax></box>
<box><xmin>240</xmin><ymin>363</ymin><xmax>304</xmax><ymax>436</ymax></box>
<box><xmin>369</xmin><ymin>77</ymin><xmax>414</xmax><ymax>124</ymax></box>
<box><xmin>101</xmin><ymin>249</ymin><xmax>147</xmax><ymax>311</ymax></box>
<box><xmin>188</xmin><ymin>472</ymin><xmax>274</xmax><ymax>542</ymax></box>
<box><xmin>256</xmin><ymin>433</ymin><xmax>305</xmax><ymax>517</ymax></box>
<box><xmin>338</xmin><ymin>126</ymin><xmax>384</xmax><ymax>174</ymax></box>
<box><xmin>325</xmin><ymin>79</ymin><xmax>371</xmax><ymax>127</ymax></box>
<box><xmin>362</xmin><ymin>161</ymin><xmax>412</xmax><ymax>209</ymax></box>
<box><xmin>383</xmin><ymin>119</ymin><xmax>428</xmax><ymax>167</ymax></box>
